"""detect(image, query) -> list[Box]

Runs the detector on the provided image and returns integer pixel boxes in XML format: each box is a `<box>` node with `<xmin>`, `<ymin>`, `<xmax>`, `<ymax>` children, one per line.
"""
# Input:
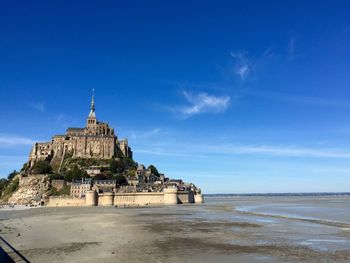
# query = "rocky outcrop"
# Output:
<box><xmin>8</xmin><ymin>174</ymin><xmax>50</xmax><ymax>205</ymax></box>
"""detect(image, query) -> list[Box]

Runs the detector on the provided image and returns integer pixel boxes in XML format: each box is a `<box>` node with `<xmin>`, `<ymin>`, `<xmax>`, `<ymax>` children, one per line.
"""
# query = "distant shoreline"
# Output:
<box><xmin>206</xmin><ymin>192</ymin><xmax>350</xmax><ymax>197</ymax></box>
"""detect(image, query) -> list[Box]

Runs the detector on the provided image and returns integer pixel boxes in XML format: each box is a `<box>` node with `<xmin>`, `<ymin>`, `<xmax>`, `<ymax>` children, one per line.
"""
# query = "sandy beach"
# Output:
<box><xmin>1</xmin><ymin>196</ymin><xmax>350</xmax><ymax>263</ymax></box>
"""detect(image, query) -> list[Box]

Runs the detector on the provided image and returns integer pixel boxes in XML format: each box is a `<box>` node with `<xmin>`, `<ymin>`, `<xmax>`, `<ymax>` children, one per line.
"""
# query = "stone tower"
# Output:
<box><xmin>86</xmin><ymin>89</ymin><xmax>97</xmax><ymax>134</ymax></box>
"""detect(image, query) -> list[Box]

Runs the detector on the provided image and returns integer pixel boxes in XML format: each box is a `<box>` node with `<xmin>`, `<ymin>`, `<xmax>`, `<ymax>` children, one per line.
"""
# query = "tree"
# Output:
<box><xmin>126</xmin><ymin>168</ymin><xmax>136</xmax><ymax>177</ymax></box>
<box><xmin>113</xmin><ymin>175</ymin><xmax>128</xmax><ymax>186</ymax></box>
<box><xmin>64</xmin><ymin>165</ymin><xmax>87</xmax><ymax>181</ymax></box>
<box><xmin>1</xmin><ymin>177</ymin><xmax>19</xmax><ymax>201</ymax></box>
<box><xmin>109</xmin><ymin>159</ymin><xmax>125</xmax><ymax>174</ymax></box>
<box><xmin>93</xmin><ymin>173</ymin><xmax>108</xmax><ymax>180</ymax></box>
<box><xmin>0</xmin><ymin>178</ymin><xmax>8</xmax><ymax>194</ymax></box>
<box><xmin>148</xmin><ymin>165</ymin><xmax>159</xmax><ymax>176</ymax></box>
<box><xmin>32</xmin><ymin>161</ymin><xmax>52</xmax><ymax>174</ymax></box>
<box><xmin>7</xmin><ymin>170</ymin><xmax>17</xmax><ymax>180</ymax></box>
<box><xmin>49</xmin><ymin>173</ymin><xmax>64</xmax><ymax>180</ymax></box>
<box><xmin>123</xmin><ymin>157</ymin><xmax>137</xmax><ymax>169</ymax></box>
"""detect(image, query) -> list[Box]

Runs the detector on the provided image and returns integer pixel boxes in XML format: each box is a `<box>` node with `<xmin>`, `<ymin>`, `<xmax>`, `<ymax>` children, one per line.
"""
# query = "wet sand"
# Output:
<box><xmin>1</xmin><ymin>196</ymin><xmax>350</xmax><ymax>262</ymax></box>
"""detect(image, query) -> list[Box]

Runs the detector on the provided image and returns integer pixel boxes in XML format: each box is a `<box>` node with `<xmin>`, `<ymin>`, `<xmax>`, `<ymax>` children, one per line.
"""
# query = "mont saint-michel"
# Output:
<box><xmin>2</xmin><ymin>2</ymin><xmax>350</xmax><ymax>263</ymax></box>
<box><xmin>0</xmin><ymin>92</ymin><xmax>203</xmax><ymax>207</ymax></box>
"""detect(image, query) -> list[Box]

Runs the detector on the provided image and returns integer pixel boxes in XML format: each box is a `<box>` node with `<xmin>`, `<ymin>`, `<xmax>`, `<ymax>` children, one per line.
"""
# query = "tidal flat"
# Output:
<box><xmin>1</xmin><ymin>196</ymin><xmax>350</xmax><ymax>263</ymax></box>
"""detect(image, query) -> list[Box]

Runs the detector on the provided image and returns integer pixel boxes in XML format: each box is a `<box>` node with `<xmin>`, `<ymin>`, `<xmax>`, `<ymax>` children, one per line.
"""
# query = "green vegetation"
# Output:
<box><xmin>20</xmin><ymin>162</ymin><xmax>28</xmax><ymax>172</ymax></box>
<box><xmin>31</xmin><ymin>160</ymin><xmax>52</xmax><ymax>174</ymax></box>
<box><xmin>0</xmin><ymin>178</ymin><xmax>8</xmax><ymax>197</ymax></box>
<box><xmin>124</xmin><ymin>157</ymin><xmax>138</xmax><ymax>169</ymax></box>
<box><xmin>64</xmin><ymin>165</ymin><xmax>88</xmax><ymax>181</ymax></box>
<box><xmin>62</xmin><ymin>157</ymin><xmax>110</xmax><ymax>170</ymax></box>
<box><xmin>126</xmin><ymin>167</ymin><xmax>137</xmax><ymax>177</ymax></box>
<box><xmin>1</xmin><ymin>177</ymin><xmax>19</xmax><ymax>201</ymax></box>
<box><xmin>49</xmin><ymin>173</ymin><xmax>64</xmax><ymax>180</ymax></box>
<box><xmin>109</xmin><ymin>159</ymin><xmax>125</xmax><ymax>174</ymax></box>
<box><xmin>23</xmin><ymin>155</ymin><xmax>139</xmax><ymax>185</ymax></box>
<box><xmin>7</xmin><ymin>170</ymin><xmax>17</xmax><ymax>181</ymax></box>
<box><xmin>148</xmin><ymin>165</ymin><xmax>159</xmax><ymax>176</ymax></box>
<box><xmin>0</xmin><ymin>171</ymin><xmax>19</xmax><ymax>201</ymax></box>
<box><xmin>49</xmin><ymin>184</ymin><xmax>71</xmax><ymax>196</ymax></box>
<box><xmin>112</xmin><ymin>175</ymin><xmax>128</xmax><ymax>186</ymax></box>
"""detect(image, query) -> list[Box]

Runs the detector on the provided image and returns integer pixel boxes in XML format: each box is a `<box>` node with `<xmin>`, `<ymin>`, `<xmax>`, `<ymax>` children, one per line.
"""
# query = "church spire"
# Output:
<box><xmin>88</xmin><ymin>88</ymin><xmax>96</xmax><ymax>118</ymax></box>
<box><xmin>91</xmin><ymin>88</ymin><xmax>95</xmax><ymax>111</ymax></box>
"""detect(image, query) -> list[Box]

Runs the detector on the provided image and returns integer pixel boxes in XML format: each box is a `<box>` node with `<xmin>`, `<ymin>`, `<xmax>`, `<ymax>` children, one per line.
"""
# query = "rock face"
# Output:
<box><xmin>8</xmin><ymin>174</ymin><xmax>50</xmax><ymax>205</ymax></box>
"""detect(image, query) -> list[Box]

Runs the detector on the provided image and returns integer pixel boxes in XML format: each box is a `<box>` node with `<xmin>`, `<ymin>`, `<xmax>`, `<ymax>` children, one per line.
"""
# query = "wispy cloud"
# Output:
<box><xmin>134</xmin><ymin>139</ymin><xmax>350</xmax><ymax>160</ymax></box>
<box><xmin>0</xmin><ymin>135</ymin><xmax>36</xmax><ymax>146</ymax></box>
<box><xmin>29</xmin><ymin>102</ymin><xmax>45</xmax><ymax>112</ymax></box>
<box><xmin>230</xmin><ymin>51</ymin><xmax>250</xmax><ymax>80</ymax></box>
<box><xmin>173</xmin><ymin>91</ymin><xmax>231</xmax><ymax>118</ymax></box>
<box><xmin>130</xmin><ymin>128</ymin><xmax>160</xmax><ymax>140</ymax></box>
<box><xmin>202</xmin><ymin>144</ymin><xmax>350</xmax><ymax>159</ymax></box>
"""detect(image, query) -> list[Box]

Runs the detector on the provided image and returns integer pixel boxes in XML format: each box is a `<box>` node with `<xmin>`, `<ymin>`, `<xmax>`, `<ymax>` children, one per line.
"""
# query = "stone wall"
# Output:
<box><xmin>47</xmin><ymin>190</ymin><xmax>200</xmax><ymax>207</ymax></box>
<box><xmin>114</xmin><ymin>192</ymin><xmax>164</xmax><ymax>206</ymax></box>
<box><xmin>47</xmin><ymin>196</ymin><xmax>85</xmax><ymax>207</ymax></box>
<box><xmin>177</xmin><ymin>190</ymin><xmax>195</xmax><ymax>204</ymax></box>
<box><xmin>99</xmin><ymin>192</ymin><xmax>114</xmax><ymax>206</ymax></box>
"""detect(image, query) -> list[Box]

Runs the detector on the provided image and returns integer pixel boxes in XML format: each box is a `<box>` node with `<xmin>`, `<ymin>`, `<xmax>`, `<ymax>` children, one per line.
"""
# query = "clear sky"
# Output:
<box><xmin>1</xmin><ymin>1</ymin><xmax>350</xmax><ymax>193</ymax></box>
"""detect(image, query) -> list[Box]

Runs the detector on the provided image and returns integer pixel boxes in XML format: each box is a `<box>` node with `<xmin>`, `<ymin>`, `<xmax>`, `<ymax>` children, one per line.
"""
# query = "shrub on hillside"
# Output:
<box><xmin>1</xmin><ymin>177</ymin><xmax>19</xmax><ymax>201</ymax></box>
<box><xmin>109</xmin><ymin>159</ymin><xmax>125</xmax><ymax>174</ymax></box>
<box><xmin>7</xmin><ymin>170</ymin><xmax>17</xmax><ymax>180</ymax></box>
<box><xmin>0</xmin><ymin>178</ymin><xmax>8</xmax><ymax>196</ymax></box>
<box><xmin>148</xmin><ymin>165</ymin><xmax>159</xmax><ymax>176</ymax></box>
<box><xmin>31</xmin><ymin>160</ymin><xmax>52</xmax><ymax>174</ymax></box>
<box><xmin>50</xmin><ymin>184</ymin><xmax>71</xmax><ymax>196</ymax></box>
<box><xmin>113</xmin><ymin>175</ymin><xmax>128</xmax><ymax>186</ymax></box>
<box><xmin>49</xmin><ymin>173</ymin><xmax>64</xmax><ymax>180</ymax></box>
<box><xmin>64</xmin><ymin>165</ymin><xmax>88</xmax><ymax>181</ymax></box>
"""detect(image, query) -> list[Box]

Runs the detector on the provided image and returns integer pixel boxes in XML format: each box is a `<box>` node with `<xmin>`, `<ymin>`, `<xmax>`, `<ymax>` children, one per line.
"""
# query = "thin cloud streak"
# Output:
<box><xmin>130</xmin><ymin>128</ymin><xmax>160</xmax><ymax>140</ymax></box>
<box><xmin>0</xmin><ymin>135</ymin><xmax>36</xmax><ymax>146</ymax></box>
<box><xmin>135</xmin><ymin>140</ymin><xmax>350</xmax><ymax>160</ymax></box>
<box><xmin>205</xmin><ymin>144</ymin><xmax>350</xmax><ymax>159</ymax></box>
<box><xmin>29</xmin><ymin>102</ymin><xmax>45</xmax><ymax>112</ymax></box>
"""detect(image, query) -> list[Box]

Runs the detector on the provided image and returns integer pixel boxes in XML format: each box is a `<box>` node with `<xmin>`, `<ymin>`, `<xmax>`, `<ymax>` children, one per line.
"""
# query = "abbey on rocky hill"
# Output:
<box><xmin>28</xmin><ymin>90</ymin><xmax>132</xmax><ymax>171</ymax></box>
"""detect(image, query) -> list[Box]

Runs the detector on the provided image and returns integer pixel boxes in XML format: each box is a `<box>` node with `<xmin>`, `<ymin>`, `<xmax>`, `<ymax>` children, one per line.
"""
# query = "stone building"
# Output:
<box><xmin>28</xmin><ymin>90</ymin><xmax>132</xmax><ymax>171</ymax></box>
<box><xmin>70</xmin><ymin>178</ymin><xmax>92</xmax><ymax>198</ymax></box>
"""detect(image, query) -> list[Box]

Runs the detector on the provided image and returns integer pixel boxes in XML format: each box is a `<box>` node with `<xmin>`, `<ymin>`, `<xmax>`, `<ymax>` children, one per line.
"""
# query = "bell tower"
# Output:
<box><xmin>86</xmin><ymin>89</ymin><xmax>97</xmax><ymax>130</ymax></box>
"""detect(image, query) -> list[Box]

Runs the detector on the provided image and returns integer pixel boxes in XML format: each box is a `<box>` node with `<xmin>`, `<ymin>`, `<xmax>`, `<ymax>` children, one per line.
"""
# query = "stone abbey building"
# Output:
<box><xmin>28</xmin><ymin>91</ymin><xmax>132</xmax><ymax>170</ymax></box>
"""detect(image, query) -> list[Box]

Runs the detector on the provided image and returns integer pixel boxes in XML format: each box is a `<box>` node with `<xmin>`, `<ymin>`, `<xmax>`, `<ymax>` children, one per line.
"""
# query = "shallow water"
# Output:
<box><xmin>141</xmin><ymin>196</ymin><xmax>350</xmax><ymax>253</ymax></box>
<box><xmin>199</xmin><ymin>196</ymin><xmax>350</xmax><ymax>251</ymax></box>
<box><xmin>231</xmin><ymin>196</ymin><xmax>350</xmax><ymax>223</ymax></box>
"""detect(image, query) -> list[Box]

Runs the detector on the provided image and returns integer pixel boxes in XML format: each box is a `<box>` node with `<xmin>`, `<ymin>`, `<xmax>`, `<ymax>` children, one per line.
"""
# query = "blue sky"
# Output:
<box><xmin>1</xmin><ymin>1</ymin><xmax>350</xmax><ymax>193</ymax></box>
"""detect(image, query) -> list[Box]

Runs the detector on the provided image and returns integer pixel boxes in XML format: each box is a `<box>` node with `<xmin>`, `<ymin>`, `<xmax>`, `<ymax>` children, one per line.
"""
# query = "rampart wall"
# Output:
<box><xmin>47</xmin><ymin>190</ymin><xmax>202</xmax><ymax>207</ymax></box>
<box><xmin>114</xmin><ymin>192</ymin><xmax>164</xmax><ymax>206</ymax></box>
<box><xmin>47</xmin><ymin>196</ymin><xmax>85</xmax><ymax>207</ymax></box>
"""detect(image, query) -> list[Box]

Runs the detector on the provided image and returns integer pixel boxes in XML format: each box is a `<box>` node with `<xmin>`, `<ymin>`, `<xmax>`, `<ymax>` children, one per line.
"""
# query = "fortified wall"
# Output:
<box><xmin>47</xmin><ymin>188</ymin><xmax>204</xmax><ymax>207</ymax></box>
